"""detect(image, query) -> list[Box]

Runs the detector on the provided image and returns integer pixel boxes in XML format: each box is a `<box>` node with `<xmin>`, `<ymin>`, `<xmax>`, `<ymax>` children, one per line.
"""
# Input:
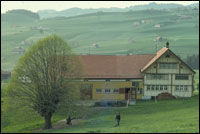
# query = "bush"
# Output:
<box><xmin>157</xmin><ymin>92</ymin><xmax>176</xmax><ymax>100</ymax></box>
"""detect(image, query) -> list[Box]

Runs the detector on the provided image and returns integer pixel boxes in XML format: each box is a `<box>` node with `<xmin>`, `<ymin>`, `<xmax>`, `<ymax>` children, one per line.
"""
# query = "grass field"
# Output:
<box><xmin>42</xmin><ymin>95</ymin><xmax>199</xmax><ymax>133</ymax></box>
<box><xmin>1</xmin><ymin>79</ymin><xmax>199</xmax><ymax>133</ymax></box>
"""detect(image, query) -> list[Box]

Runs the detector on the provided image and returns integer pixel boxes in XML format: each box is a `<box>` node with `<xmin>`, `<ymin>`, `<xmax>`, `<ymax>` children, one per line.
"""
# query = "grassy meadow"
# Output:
<box><xmin>1</xmin><ymin>75</ymin><xmax>199</xmax><ymax>133</ymax></box>
<box><xmin>42</xmin><ymin>95</ymin><xmax>199</xmax><ymax>133</ymax></box>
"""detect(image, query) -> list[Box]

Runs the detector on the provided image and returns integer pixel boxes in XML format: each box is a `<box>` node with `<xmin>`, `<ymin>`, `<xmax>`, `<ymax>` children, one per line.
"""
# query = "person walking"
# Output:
<box><xmin>115</xmin><ymin>112</ymin><xmax>120</xmax><ymax>127</ymax></box>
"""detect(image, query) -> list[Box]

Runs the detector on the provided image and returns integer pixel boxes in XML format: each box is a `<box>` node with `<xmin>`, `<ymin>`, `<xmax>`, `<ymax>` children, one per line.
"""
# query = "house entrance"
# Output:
<box><xmin>125</xmin><ymin>88</ymin><xmax>130</xmax><ymax>100</ymax></box>
<box><xmin>125</xmin><ymin>88</ymin><xmax>136</xmax><ymax>100</ymax></box>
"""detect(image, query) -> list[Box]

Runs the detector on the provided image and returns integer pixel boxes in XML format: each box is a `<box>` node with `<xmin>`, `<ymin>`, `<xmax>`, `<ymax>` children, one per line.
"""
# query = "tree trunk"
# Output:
<box><xmin>43</xmin><ymin>113</ymin><xmax>52</xmax><ymax>129</ymax></box>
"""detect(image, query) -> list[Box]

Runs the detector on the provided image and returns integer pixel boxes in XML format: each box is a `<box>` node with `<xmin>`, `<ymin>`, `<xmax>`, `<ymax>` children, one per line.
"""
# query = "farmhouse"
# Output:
<box><xmin>154</xmin><ymin>24</ymin><xmax>161</xmax><ymax>28</ymax></box>
<box><xmin>77</xmin><ymin>42</ymin><xmax>195</xmax><ymax>101</ymax></box>
<box><xmin>92</xmin><ymin>43</ymin><xmax>100</xmax><ymax>48</ymax></box>
<box><xmin>141</xmin><ymin>19</ymin><xmax>152</xmax><ymax>23</ymax></box>
<box><xmin>12</xmin><ymin>46</ymin><xmax>26</xmax><ymax>54</ymax></box>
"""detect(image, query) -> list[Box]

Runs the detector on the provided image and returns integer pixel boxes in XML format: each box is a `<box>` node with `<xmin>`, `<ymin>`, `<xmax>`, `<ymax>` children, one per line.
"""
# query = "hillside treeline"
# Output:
<box><xmin>6</xmin><ymin>9</ymin><xmax>40</xmax><ymax>20</ymax></box>
<box><xmin>184</xmin><ymin>54</ymin><xmax>199</xmax><ymax>69</ymax></box>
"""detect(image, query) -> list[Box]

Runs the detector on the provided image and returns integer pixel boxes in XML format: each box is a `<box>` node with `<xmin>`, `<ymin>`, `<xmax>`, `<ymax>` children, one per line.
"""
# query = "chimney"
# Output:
<box><xmin>166</xmin><ymin>41</ymin><xmax>169</xmax><ymax>48</ymax></box>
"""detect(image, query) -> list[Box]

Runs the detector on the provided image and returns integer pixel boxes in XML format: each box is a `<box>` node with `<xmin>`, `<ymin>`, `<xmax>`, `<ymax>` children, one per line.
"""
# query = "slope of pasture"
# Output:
<box><xmin>1</xmin><ymin>8</ymin><xmax>199</xmax><ymax>71</ymax></box>
<box><xmin>44</xmin><ymin>95</ymin><xmax>199</xmax><ymax>133</ymax></box>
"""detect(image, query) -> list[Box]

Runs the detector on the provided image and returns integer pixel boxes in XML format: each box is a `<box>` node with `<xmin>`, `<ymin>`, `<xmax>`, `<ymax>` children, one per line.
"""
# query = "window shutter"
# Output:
<box><xmin>119</xmin><ymin>88</ymin><xmax>125</xmax><ymax>94</ymax></box>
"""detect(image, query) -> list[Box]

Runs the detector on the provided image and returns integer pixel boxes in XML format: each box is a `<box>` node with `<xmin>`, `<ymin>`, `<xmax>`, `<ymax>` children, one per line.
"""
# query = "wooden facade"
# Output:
<box><xmin>142</xmin><ymin>48</ymin><xmax>195</xmax><ymax>98</ymax></box>
<box><xmin>77</xmin><ymin>44</ymin><xmax>195</xmax><ymax>100</ymax></box>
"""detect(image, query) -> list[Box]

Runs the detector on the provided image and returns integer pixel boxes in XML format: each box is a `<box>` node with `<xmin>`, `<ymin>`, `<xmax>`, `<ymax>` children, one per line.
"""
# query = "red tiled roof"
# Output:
<box><xmin>78</xmin><ymin>55</ymin><xmax>155</xmax><ymax>79</ymax></box>
<box><xmin>141</xmin><ymin>47</ymin><xmax>168</xmax><ymax>72</ymax></box>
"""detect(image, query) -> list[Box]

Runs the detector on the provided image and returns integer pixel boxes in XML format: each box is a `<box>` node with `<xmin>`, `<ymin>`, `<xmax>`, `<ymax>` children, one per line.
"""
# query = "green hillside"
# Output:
<box><xmin>43</xmin><ymin>95</ymin><xmax>199</xmax><ymax>133</ymax></box>
<box><xmin>1</xmin><ymin>8</ymin><xmax>199</xmax><ymax>71</ymax></box>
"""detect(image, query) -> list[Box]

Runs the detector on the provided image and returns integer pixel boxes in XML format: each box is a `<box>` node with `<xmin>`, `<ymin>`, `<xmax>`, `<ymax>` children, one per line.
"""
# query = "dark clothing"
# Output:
<box><xmin>115</xmin><ymin>114</ymin><xmax>120</xmax><ymax>126</ymax></box>
<box><xmin>116</xmin><ymin>115</ymin><xmax>120</xmax><ymax>120</ymax></box>
<box><xmin>66</xmin><ymin>116</ymin><xmax>72</xmax><ymax>125</ymax></box>
<box><xmin>116</xmin><ymin>119</ymin><xmax>120</xmax><ymax>126</ymax></box>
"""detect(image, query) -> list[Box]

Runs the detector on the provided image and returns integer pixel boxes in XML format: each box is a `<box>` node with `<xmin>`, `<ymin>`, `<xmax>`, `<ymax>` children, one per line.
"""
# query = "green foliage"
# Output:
<box><xmin>6</xmin><ymin>9</ymin><xmax>40</xmax><ymax>20</ymax></box>
<box><xmin>6</xmin><ymin>35</ymin><xmax>82</xmax><ymax>129</ymax></box>
<box><xmin>184</xmin><ymin>54</ymin><xmax>199</xmax><ymax>69</ymax></box>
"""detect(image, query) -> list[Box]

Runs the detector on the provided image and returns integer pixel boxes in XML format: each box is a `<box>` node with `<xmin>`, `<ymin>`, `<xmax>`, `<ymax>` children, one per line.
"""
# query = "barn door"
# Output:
<box><xmin>80</xmin><ymin>84</ymin><xmax>93</xmax><ymax>100</ymax></box>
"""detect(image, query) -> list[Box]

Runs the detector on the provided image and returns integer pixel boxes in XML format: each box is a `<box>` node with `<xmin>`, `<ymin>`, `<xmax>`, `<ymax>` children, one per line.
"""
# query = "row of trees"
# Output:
<box><xmin>6</xmin><ymin>9</ymin><xmax>40</xmax><ymax>20</ymax></box>
<box><xmin>184</xmin><ymin>54</ymin><xmax>199</xmax><ymax>69</ymax></box>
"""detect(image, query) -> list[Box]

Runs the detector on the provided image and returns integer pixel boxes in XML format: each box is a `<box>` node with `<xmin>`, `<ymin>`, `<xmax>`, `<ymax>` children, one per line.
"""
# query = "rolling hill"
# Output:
<box><xmin>1</xmin><ymin>7</ymin><xmax>199</xmax><ymax>71</ymax></box>
<box><xmin>37</xmin><ymin>2</ymin><xmax>196</xmax><ymax>19</ymax></box>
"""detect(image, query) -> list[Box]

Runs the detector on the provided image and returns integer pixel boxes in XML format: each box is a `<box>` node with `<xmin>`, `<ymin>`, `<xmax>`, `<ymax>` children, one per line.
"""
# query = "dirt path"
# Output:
<box><xmin>34</xmin><ymin>107</ymin><xmax>107</xmax><ymax>132</ymax></box>
<box><xmin>52</xmin><ymin>118</ymin><xmax>83</xmax><ymax>129</ymax></box>
<box><xmin>35</xmin><ymin>118</ymin><xmax>83</xmax><ymax>132</ymax></box>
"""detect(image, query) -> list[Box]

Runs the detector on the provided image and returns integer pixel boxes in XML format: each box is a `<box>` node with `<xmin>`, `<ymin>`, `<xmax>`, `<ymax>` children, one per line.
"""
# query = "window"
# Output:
<box><xmin>160</xmin><ymin>63</ymin><xmax>177</xmax><ymax>69</ymax></box>
<box><xmin>176</xmin><ymin>85</ymin><xmax>180</xmax><ymax>91</ymax></box>
<box><xmin>156</xmin><ymin>85</ymin><xmax>159</xmax><ymax>90</ymax></box>
<box><xmin>132</xmin><ymin>82</ymin><xmax>139</xmax><ymax>87</ymax></box>
<box><xmin>170</xmin><ymin>64</ymin><xmax>177</xmax><ymax>69</ymax></box>
<box><xmin>146</xmin><ymin>74</ymin><xmax>169</xmax><ymax>80</ymax></box>
<box><xmin>105</xmin><ymin>88</ymin><xmax>110</xmax><ymax>93</ymax></box>
<box><xmin>96</xmin><ymin>89</ymin><xmax>102</xmax><ymax>93</ymax></box>
<box><xmin>106</xmin><ymin>79</ymin><xmax>110</xmax><ymax>81</ymax></box>
<box><xmin>151</xmin><ymin>85</ymin><xmax>155</xmax><ymax>90</ymax></box>
<box><xmin>176</xmin><ymin>85</ymin><xmax>188</xmax><ymax>91</ymax></box>
<box><xmin>164</xmin><ymin>85</ymin><xmax>168</xmax><ymax>90</ymax></box>
<box><xmin>184</xmin><ymin>86</ymin><xmax>188</xmax><ymax>91</ymax></box>
<box><xmin>113</xmin><ymin>89</ymin><xmax>119</xmax><ymax>93</ymax></box>
<box><xmin>147</xmin><ymin>85</ymin><xmax>150</xmax><ymax>91</ymax></box>
<box><xmin>146</xmin><ymin>75</ymin><xmax>151</xmax><ymax>80</ymax></box>
<box><xmin>138</xmin><ymin>88</ymin><xmax>142</xmax><ymax>94</ymax></box>
<box><xmin>175</xmin><ymin>74</ymin><xmax>189</xmax><ymax>80</ymax></box>
<box><xmin>160</xmin><ymin>85</ymin><xmax>163</xmax><ymax>90</ymax></box>
<box><xmin>180</xmin><ymin>85</ymin><xmax>184</xmax><ymax>91</ymax></box>
<box><xmin>165</xmin><ymin>54</ymin><xmax>170</xmax><ymax>58</ymax></box>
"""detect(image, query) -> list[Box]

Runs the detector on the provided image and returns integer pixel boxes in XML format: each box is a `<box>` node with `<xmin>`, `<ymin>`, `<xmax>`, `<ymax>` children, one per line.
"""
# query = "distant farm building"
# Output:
<box><xmin>154</xmin><ymin>36</ymin><xmax>167</xmax><ymax>42</ymax></box>
<box><xmin>36</xmin><ymin>26</ymin><xmax>49</xmax><ymax>31</ymax></box>
<box><xmin>133</xmin><ymin>22</ymin><xmax>140</xmax><ymax>26</ymax></box>
<box><xmin>92</xmin><ymin>43</ymin><xmax>100</xmax><ymax>48</ymax></box>
<box><xmin>178</xmin><ymin>15</ymin><xmax>193</xmax><ymax>20</ymax></box>
<box><xmin>12</xmin><ymin>46</ymin><xmax>26</xmax><ymax>54</ymax></box>
<box><xmin>21</xmin><ymin>38</ymin><xmax>35</xmax><ymax>46</ymax></box>
<box><xmin>129</xmin><ymin>37</ymin><xmax>135</xmax><ymax>43</ymax></box>
<box><xmin>1</xmin><ymin>70</ymin><xmax>11</xmax><ymax>81</ymax></box>
<box><xmin>141</xmin><ymin>19</ymin><xmax>152</xmax><ymax>23</ymax></box>
<box><xmin>154</xmin><ymin>24</ymin><xmax>161</xmax><ymax>28</ymax></box>
<box><xmin>21</xmin><ymin>41</ymin><xmax>25</xmax><ymax>45</ymax></box>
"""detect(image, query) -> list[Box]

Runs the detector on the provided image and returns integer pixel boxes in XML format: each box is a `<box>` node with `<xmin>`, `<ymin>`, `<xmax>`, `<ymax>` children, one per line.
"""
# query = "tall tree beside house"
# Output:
<box><xmin>184</xmin><ymin>54</ymin><xmax>199</xmax><ymax>69</ymax></box>
<box><xmin>6</xmin><ymin>35</ymin><xmax>82</xmax><ymax>129</ymax></box>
